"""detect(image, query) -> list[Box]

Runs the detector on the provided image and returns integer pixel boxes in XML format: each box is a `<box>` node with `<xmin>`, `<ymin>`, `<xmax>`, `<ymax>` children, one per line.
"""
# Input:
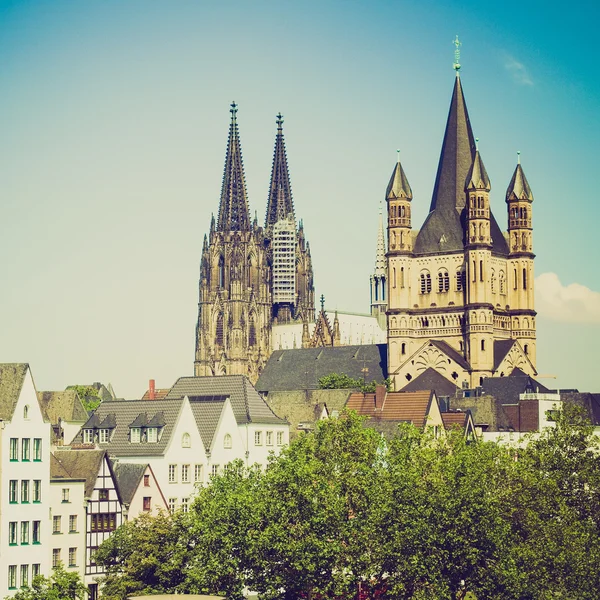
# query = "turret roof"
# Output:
<box><xmin>386</xmin><ymin>157</ymin><xmax>412</xmax><ymax>200</ymax></box>
<box><xmin>506</xmin><ymin>162</ymin><xmax>534</xmax><ymax>202</ymax></box>
<box><xmin>217</xmin><ymin>103</ymin><xmax>250</xmax><ymax>232</ymax></box>
<box><xmin>465</xmin><ymin>149</ymin><xmax>491</xmax><ymax>191</ymax></box>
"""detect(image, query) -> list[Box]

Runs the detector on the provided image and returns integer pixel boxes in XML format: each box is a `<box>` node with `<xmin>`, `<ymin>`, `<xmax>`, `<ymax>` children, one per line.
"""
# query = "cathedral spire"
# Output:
<box><xmin>375</xmin><ymin>203</ymin><xmax>386</xmax><ymax>275</ymax></box>
<box><xmin>217</xmin><ymin>102</ymin><xmax>250</xmax><ymax>232</ymax></box>
<box><xmin>265</xmin><ymin>113</ymin><xmax>294</xmax><ymax>234</ymax></box>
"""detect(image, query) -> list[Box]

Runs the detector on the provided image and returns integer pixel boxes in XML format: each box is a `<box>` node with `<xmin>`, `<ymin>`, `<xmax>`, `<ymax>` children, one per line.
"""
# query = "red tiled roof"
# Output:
<box><xmin>141</xmin><ymin>389</ymin><xmax>170</xmax><ymax>401</ymax></box>
<box><xmin>346</xmin><ymin>390</ymin><xmax>433</xmax><ymax>428</ymax></box>
<box><xmin>441</xmin><ymin>412</ymin><xmax>468</xmax><ymax>429</ymax></box>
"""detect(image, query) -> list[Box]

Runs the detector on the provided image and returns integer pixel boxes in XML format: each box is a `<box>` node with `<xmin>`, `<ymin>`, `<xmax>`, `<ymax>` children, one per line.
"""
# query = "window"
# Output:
<box><xmin>181</xmin><ymin>433</ymin><xmax>191</xmax><ymax>448</ymax></box>
<box><xmin>499</xmin><ymin>271</ymin><xmax>506</xmax><ymax>294</ymax></box>
<box><xmin>491</xmin><ymin>270</ymin><xmax>496</xmax><ymax>293</ymax></box>
<box><xmin>130</xmin><ymin>427</ymin><xmax>141</xmax><ymax>443</ymax></box>
<box><xmin>181</xmin><ymin>497</ymin><xmax>189</xmax><ymax>513</ymax></box>
<box><xmin>69</xmin><ymin>515</ymin><xmax>77</xmax><ymax>533</ymax></box>
<box><xmin>10</xmin><ymin>438</ymin><xmax>18</xmax><ymax>461</ymax></box>
<box><xmin>147</xmin><ymin>427</ymin><xmax>158</xmax><ymax>443</ymax></box>
<box><xmin>69</xmin><ymin>548</ymin><xmax>77</xmax><ymax>567</ymax></box>
<box><xmin>20</xmin><ymin>565</ymin><xmax>28</xmax><ymax>588</ymax></box>
<box><xmin>481</xmin><ymin>339</ymin><xmax>485</xmax><ymax>351</ymax></box>
<box><xmin>420</xmin><ymin>272</ymin><xmax>432</xmax><ymax>294</ymax></box>
<box><xmin>254</xmin><ymin>431</ymin><xmax>262</xmax><ymax>446</ymax></box>
<box><xmin>400</xmin><ymin>266</ymin><xmax>405</xmax><ymax>288</ymax></box>
<box><xmin>9</xmin><ymin>522</ymin><xmax>17</xmax><ymax>545</ymax></box>
<box><xmin>438</xmin><ymin>271</ymin><xmax>449</xmax><ymax>292</ymax></box>
<box><xmin>83</xmin><ymin>429</ymin><xmax>93</xmax><ymax>444</ymax></box>
<box><xmin>33</xmin><ymin>521</ymin><xmax>41</xmax><ymax>544</ymax></box>
<box><xmin>99</xmin><ymin>489</ymin><xmax>109</xmax><ymax>501</ymax></box>
<box><xmin>266</xmin><ymin>431</ymin><xmax>273</xmax><ymax>446</ymax></box>
<box><xmin>144</xmin><ymin>474</ymin><xmax>150</xmax><ymax>487</ymax></box>
<box><xmin>33</xmin><ymin>480</ymin><xmax>41</xmax><ymax>502</ymax></box>
<box><xmin>524</xmin><ymin>344</ymin><xmax>529</xmax><ymax>355</ymax></box>
<box><xmin>91</xmin><ymin>513</ymin><xmax>117</xmax><ymax>532</ymax></box>
<box><xmin>211</xmin><ymin>465</ymin><xmax>220</xmax><ymax>477</ymax></box>
<box><xmin>479</xmin><ymin>260</ymin><xmax>483</xmax><ymax>282</ymax></box>
<box><xmin>32</xmin><ymin>564</ymin><xmax>40</xmax><ymax>579</ymax></box>
<box><xmin>21</xmin><ymin>480</ymin><xmax>29</xmax><ymax>503</ymax></box>
<box><xmin>33</xmin><ymin>438</ymin><xmax>42</xmax><ymax>461</ymax></box>
<box><xmin>181</xmin><ymin>464</ymin><xmax>190</xmax><ymax>483</ymax></box>
<box><xmin>89</xmin><ymin>547</ymin><xmax>98</xmax><ymax>566</ymax></box>
<box><xmin>52</xmin><ymin>549</ymin><xmax>61</xmax><ymax>568</ymax></box>
<box><xmin>168</xmin><ymin>464</ymin><xmax>177</xmax><ymax>483</ymax></box>
<box><xmin>23</xmin><ymin>405</ymin><xmax>30</xmax><ymax>419</ymax></box>
<box><xmin>62</xmin><ymin>488</ymin><xmax>70</xmax><ymax>503</ymax></box>
<box><xmin>21</xmin><ymin>521</ymin><xmax>29</xmax><ymax>544</ymax></box>
<box><xmin>53</xmin><ymin>515</ymin><xmax>62</xmax><ymax>534</ymax></box>
<box><xmin>223</xmin><ymin>433</ymin><xmax>232</xmax><ymax>449</ymax></box>
<box><xmin>168</xmin><ymin>498</ymin><xmax>177</xmax><ymax>513</ymax></box>
<box><xmin>523</xmin><ymin>268</ymin><xmax>527</xmax><ymax>290</ymax></box>
<box><xmin>98</xmin><ymin>429</ymin><xmax>109</xmax><ymax>443</ymax></box>
<box><xmin>276</xmin><ymin>431</ymin><xmax>284</xmax><ymax>446</ymax></box>
<box><xmin>513</xmin><ymin>268</ymin><xmax>518</xmax><ymax>290</ymax></box>
<box><xmin>143</xmin><ymin>497</ymin><xmax>151</xmax><ymax>512</ymax></box>
<box><xmin>22</xmin><ymin>438</ymin><xmax>30</xmax><ymax>461</ymax></box>
<box><xmin>194</xmin><ymin>464</ymin><xmax>203</xmax><ymax>483</ymax></box>
<box><xmin>9</xmin><ymin>480</ymin><xmax>18</xmax><ymax>503</ymax></box>
<box><xmin>456</xmin><ymin>271</ymin><xmax>465</xmax><ymax>292</ymax></box>
<box><xmin>8</xmin><ymin>565</ymin><xmax>17</xmax><ymax>589</ymax></box>
<box><xmin>401</xmin><ymin>342</ymin><xmax>406</xmax><ymax>355</ymax></box>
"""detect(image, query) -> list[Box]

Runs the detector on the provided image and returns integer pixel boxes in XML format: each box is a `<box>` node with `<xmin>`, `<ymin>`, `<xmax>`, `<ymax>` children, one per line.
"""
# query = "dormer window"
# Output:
<box><xmin>98</xmin><ymin>429</ymin><xmax>109</xmax><ymax>444</ymax></box>
<box><xmin>147</xmin><ymin>428</ymin><xmax>158</xmax><ymax>443</ymax></box>
<box><xmin>131</xmin><ymin>428</ymin><xmax>141</xmax><ymax>443</ymax></box>
<box><xmin>83</xmin><ymin>429</ymin><xmax>94</xmax><ymax>444</ymax></box>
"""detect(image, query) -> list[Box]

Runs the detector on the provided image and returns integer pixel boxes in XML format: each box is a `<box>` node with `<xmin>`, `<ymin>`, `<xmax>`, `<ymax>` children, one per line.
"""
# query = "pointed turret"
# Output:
<box><xmin>265</xmin><ymin>113</ymin><xmax>294</xmax><ymax>235</ymax></box>
<box><xmin>506</xmin><ymin>153</ymin><xmax>534</xmax><ymax>255</ymax></box>
<box><xmin>371</xmin><ymin>203</ymin><xmax>388</xmax><ymax>328</ymax></box>
<box><xmin>387</xmin><ymin>152</ymin><xmax>413</xmax><ymax>254</ymax></box>
<box><xmin>465</xmin><ymin>145</ymin><xmax>492</xmax><ymax>247</ymax></box>
<box><xmin>217</xmin><ymin>103</ymin><xmax>250</xmax><ymax>232</ymax></box>
<box><xmin>386</xmin><ymin>157</ymin><xmax>413</xmax><ymax>200</ymax></box>
<box><xmin>466</xmin><ymin>148</ymin><xmax>491</xmax><ymax>192</ymax></box>
<box><xmin>506</xmin><ymin>160</ymin><xmax>534</xmax><ymax>202</ymax></box>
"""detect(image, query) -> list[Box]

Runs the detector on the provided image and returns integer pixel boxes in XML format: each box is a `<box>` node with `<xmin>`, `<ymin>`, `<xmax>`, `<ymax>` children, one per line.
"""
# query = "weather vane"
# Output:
<box><xmin>453</xmin><ymin>35</ymin><xmax>461</xmax><ymax>73</ymax></box>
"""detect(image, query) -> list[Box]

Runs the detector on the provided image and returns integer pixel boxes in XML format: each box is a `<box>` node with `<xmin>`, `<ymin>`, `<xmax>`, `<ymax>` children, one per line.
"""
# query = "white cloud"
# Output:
<box><xmin>504</xmin><ymin>55</ymin><xmax>534</xmax><ymax>86</ymax></box>
<box><xmin>536</xmin><ymin>272</ymin><xmax>600</xmax><ymax>324</ymax></box>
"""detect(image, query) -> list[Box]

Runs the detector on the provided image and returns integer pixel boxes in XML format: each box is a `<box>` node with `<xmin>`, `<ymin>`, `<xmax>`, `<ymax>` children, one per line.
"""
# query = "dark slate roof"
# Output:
<box><xmin>166</xmin><ymin>375</ymin><xmax>285</xmax><ymax>425</ymax></box>
<box><xmin>481</xmin><ymin>368</ymin><xmax>549</xmax><ymax>405</ymax></box>
<box><xmin>256</xmin><ymin>344</ymin><xmax>388</xmax><ymax>392</ymax></box>
<box><xmin>386</xmin><ymin>159</ymin><xmax>412</xmax><ymax>200</ymax></box>
<box><xmin>402</xmin><ymin>367</ymin><xmax>460</xmax><ymax>396</ymax></box>
<box><xmin>493</xmin><ymin>339</ymin><xmax>516</xmax><ymax>371</ymax></box>
<box><xmin>465</xmin><ymin>149</ymin><xmax>491</xmax><ymax>191</ymax></box>
<box><xmin>189</xmin><ymin>399</ymin><xmax>226</xmax><ymax>452</ymax></box>
<box><xmin>429</xmin><ymin>340</ymin><xmax>471</xmax><ymax>371</ymax></box>
<box><xmin>51</xmin><ymin>449</ymin><xmax>107</xmax><ymax>498</ymax></box>
<box><xmin>0</xmin><ymin>363</ymin><xmax>29</xmax><ymax>420</ymax></box>
<box><xmin>76</xmin><ymin>398</ymin><xmax>186</xmax><ymax>456</ymax></box>
<box><xmin>112</xmin><ymin>462</ymin><xmax>146</xmax><ymax>505</ymax></box>
<box><xmin>413</xmin><ymin>75</ymin><xmax>508</xmax><ymax>257</ymax></box>
<box><xmin>506</xmin><ymin>163</ymin><xmax>533</xmax><ymax>201</ymax></box>
<box><xmin>38</xmin><ymin>390</ymin><xmax>88</xmax><ymax>424</ymax></box>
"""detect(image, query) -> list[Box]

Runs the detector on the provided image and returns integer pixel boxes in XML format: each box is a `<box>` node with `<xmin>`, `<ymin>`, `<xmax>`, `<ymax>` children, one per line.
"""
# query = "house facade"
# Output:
<box><xmin>0</xmin><ymin>364</ymin><xmax>51</xmax><ymax>597</ymax></box>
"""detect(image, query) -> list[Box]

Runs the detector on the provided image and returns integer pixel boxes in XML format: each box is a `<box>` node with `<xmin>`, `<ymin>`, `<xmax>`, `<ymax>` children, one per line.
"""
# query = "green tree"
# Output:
<box><xmin>318</xmin><ymin>372</ymin><xmax>392</xmax><ymax>392</ymax></box>
<box><xmin>67</xmin><ymin>385</ymin><xmax>101</xmax><ymax>412</ymax></box>
<box><xmin>94</xmin><ymin>511</ymin><xmax>191</xmax><ymax>599</ymax></box>
<box><xmin>6</xmin><ymin>565</ymin><xmax>87</xmax><ymax>600</ymax></box>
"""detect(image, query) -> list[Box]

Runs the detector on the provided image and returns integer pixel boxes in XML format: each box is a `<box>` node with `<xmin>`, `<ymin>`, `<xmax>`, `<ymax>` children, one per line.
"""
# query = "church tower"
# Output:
<box><xmin>386</xmin><ymin>39</ymin><xmax>537</xmax><ymax>391</ymax></box>
<box><xmin>264</xmin><ymin>113</ymin><xmax>315</xmax><ymax>324</ymax></box>
<box><xmin>370</xmin><ymin>203</ymin><xmax>387</xmax><ymax>329</ymax></box>
<box><xmin>195</xmin><ymin>103</ymin><xmax>271</xmax><ymax>381</ymax></box>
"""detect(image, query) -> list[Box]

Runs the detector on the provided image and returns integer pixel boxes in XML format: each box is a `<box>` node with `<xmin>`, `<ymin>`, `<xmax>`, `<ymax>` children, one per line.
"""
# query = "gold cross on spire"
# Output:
<box><xmin>453</xmin><ymin>35</ymin><xmax>462</xmax><ymax>73</ymax></box>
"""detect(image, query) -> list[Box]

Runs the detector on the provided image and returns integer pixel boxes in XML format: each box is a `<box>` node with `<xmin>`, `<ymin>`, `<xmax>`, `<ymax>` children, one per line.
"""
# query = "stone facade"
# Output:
<box><xmin>387</xmin><ymin>71</ymin><xmax>536</xmax><ymax>390</ymax></box>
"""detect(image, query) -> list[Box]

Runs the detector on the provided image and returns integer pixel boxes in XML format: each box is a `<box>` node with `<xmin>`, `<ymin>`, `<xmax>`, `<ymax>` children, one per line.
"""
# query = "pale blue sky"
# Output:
<box><xmin>0</xmin><ymin>0</ymin><xmax>598</xmax><ymax>396</ymax></box>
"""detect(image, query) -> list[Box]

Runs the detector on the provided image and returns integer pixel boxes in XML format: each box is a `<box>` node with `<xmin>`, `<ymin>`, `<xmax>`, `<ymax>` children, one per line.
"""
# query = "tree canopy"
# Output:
<box><xmin>5</xmin><ymin>565</ymin><xmax>87</xmax><ymax>600</ymax></box>
<box><xmin>94</xmin><ymin>406</ymin><xmax>600</xmax><ymax>599</ymax></box>
<box><xmin>318</xmin><ymin>372</ymin><xmax>392</xmax><ymax>393</ymax></box>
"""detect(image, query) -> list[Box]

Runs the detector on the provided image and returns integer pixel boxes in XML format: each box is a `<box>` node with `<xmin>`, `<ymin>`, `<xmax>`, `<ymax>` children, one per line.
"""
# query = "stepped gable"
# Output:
<box><xmin>256</xmin><ymin>344</ymin><xmax>388</xmax><ymax>393</ymax></box>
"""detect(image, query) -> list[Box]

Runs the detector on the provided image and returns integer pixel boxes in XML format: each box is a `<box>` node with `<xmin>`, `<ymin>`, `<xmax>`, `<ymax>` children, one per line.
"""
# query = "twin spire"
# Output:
<box><xmin>216</xmin><ymin>104</ymin><xmax>295</xmax><ymax>234</ymax></box>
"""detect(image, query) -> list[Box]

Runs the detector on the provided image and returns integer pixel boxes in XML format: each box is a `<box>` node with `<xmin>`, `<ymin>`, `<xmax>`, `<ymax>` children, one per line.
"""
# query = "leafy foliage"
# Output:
<box><xmin>94</xmin><ymin>407</ymin><xmax>600</xmax><ymax>599</ymax></box>
<box><xmin>67</xmin><ymin>384</ymin><xmax>101</xmax><ymax>412</ymax></box>
<box><xmin>5</xmin><ymin>565</ymin><xmax>87</xmax><ymax>600</ymax></box>
<box><xmin>318</xmin><ymin>372</ymin><xmax>392</xmax><ymax>392</ymax></box>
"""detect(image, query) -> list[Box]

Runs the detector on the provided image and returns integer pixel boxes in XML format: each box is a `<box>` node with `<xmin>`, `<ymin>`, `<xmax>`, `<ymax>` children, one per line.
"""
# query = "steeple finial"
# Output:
<box><xmin>453</xmin><ymin>35</ymin><xmax>462</xmax><ymax>74</ymax></box>
<box><xmin>276</xmin><ymin>112</ymin><xmax>284</xmax><ymax>130</ymax></box>
<box><xmin>517</xmin><ymin>150</ymin><xmax>521</xmax><ymax>164</ymax></box>
<box><xmin>396</xmin><ymin>149</ymin><xmax>401</xmax><ymax>163</ymax></box>
<box><xmin>230</xmin><ymin>102</ymin><xmax>238</xmax><ymax>122</ymax></box>
<box><xmin>320</xmin><ymin>294</ymin><xmax>325</xmax><ymax>312</ymax></box>
<box><xmin>475</xmin><ymin>137</ymin><xmax>479</xmax><ymax>150</ymax></box>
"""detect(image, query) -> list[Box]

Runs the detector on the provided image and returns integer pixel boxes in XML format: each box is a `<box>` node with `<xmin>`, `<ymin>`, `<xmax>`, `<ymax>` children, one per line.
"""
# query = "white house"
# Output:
<box><xmin>112</xmin><ymin>462</ymin><xmax>168</xmax><ymax>519</ymax></box>
<box><xmin>73</xmin><ymin>375</ymin><xmax>289</xmax><ymax>512</ymax></box>
<box><xmin>0</xmin><ymin>364</ymin><xmax>51</xmax><ymax>597</ymax></box>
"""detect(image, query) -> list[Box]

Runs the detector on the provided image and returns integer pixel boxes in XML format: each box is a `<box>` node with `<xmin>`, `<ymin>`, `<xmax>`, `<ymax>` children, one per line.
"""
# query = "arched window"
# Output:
<box><xmin>524</xmin><ymin>344</ymin><xmax>529</xmax><ymax>355</ymax></box>
<box><xmin>182</xmin><ymin>433</ymin><xmax>191</xmax><ymax>448</ymax></box>
<box><xmin>218</xmin><ymin>255</ymin><xmax>225</xmax><ymax>288</ymax></box>
<box><xmin>401</xmin><ymin>342</ymin><xmax>406</xmax><ymax>355</ymax></box>
<box><xmin>499</xmin><ymin>271</ymin><xmax>506</xmax><ymax>294</ymax></box>
<box><xmin>223</xmin><ymin>434</ymin><xmax>232</xmax><ymax>449</ymax></box>
<box><xmin>420</xmin><ymin>271</ymin><xmax>431</xmax><ymax>294</ymax></box>
<box><xmin>473</xmin><ymin>261</ymin><xmax>477</xmax><ymax>282</ymax></box>
<box><xmin>248</xmin><ymin>315</ymin><xmax>256</xmax><ymax>347</ymax></box>
<box><xmin>216</xmin><ymin>313</ymin><xmax>224</xmax><ymax>346</ymax></box>
<box><xmin>400</xmin><ymin>267</ymin><xmax>405</xmax><ymax>288</ymax></box>
<box><xmin>491</xmin><ymin>269</ymin><xmax>496</xmax><ymax>293</ymax></box>
<box><xmin>456</xmin><ymin>270</ymin><xmax>464</xmax><ymax>292</ymax></box>
<box><xmin>400</xmin><ymin>205</ymin><xmax>405</xmax><ymax>217</ymax></box>
<box><xmin>523</xmin><ymin>268</ymin><xmax>527</xmax><ymax>290</ymax></box>
<box><xmin>514</xmin><ymin>268</ymin><xmax>518</xmax><ymax>290</ymax></box>
<box><xmin>24</xmin><ymin>405</ymin><xmax>30</xmax><ymax>419</ymax></box>
<box><xmin>438</xmin><ymin>270</ymin><xmax>449</xmax><ymax>292</ymax></box>
<box><xmin>392</xmin><ymin>267</ymin><xmax>396</xmax><ymax>288</ymax></box>
<box><xmin>481</xmin><ymin>339</ymin><xmax>485</xmax><ymax>351</ymax></box>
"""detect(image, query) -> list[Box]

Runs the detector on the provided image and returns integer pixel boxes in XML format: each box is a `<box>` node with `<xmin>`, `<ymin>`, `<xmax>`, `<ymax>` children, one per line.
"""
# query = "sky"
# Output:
<box><xmin>0</xmin><ymin>0</ymin><xmax>598</xmax><ymax>397</ymax></box>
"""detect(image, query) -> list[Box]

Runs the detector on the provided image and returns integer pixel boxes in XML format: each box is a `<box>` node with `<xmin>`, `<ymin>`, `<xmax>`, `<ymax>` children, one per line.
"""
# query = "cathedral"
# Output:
<box><xmin>386</xmin><ymin>52</ymin><xmax>537</xmax><ymax>391</ymax></box>
<box><xmin>194</xmin><ymin>104</ymin><xmax>315</xmax><ymax>382</ymax></box>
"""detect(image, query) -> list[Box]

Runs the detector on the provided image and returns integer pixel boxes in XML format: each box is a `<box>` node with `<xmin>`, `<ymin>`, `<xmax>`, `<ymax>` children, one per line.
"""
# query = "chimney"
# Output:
<box><xmin>148</xmin><ymin>379</ymin><xmax>156</xmax><ymax>400</ymax></box>
<box><xmin>375</xmin><ymin>385</ymin><xmax>386</xmax><ymax>410</ymax></box>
